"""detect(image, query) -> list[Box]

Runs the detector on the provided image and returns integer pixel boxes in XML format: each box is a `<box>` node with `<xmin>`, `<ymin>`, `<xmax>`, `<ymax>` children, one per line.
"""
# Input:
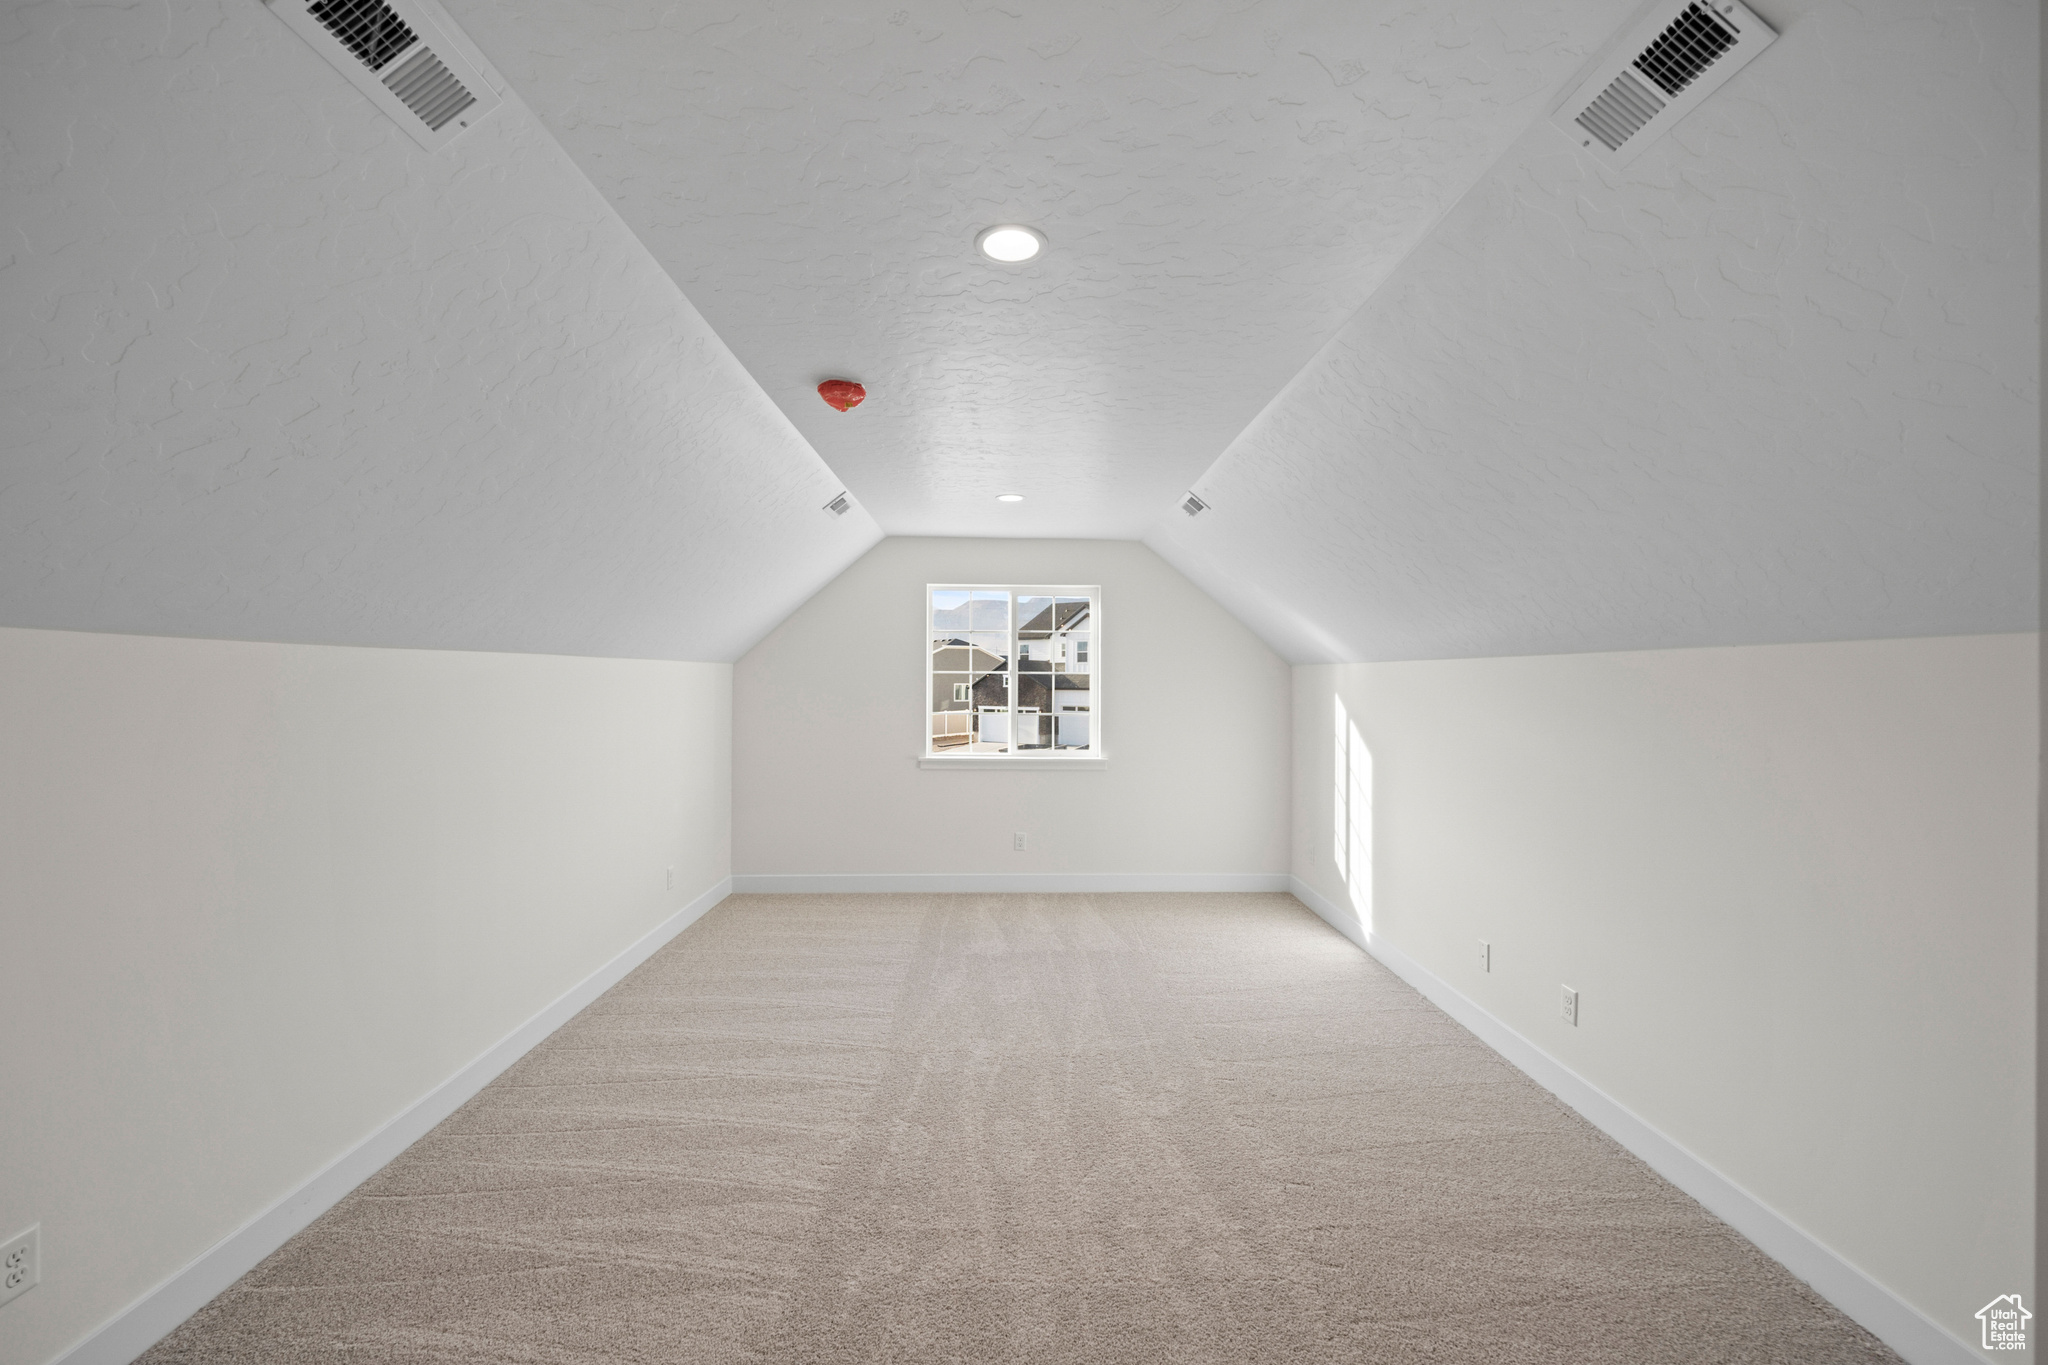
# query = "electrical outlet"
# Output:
<box><xmin>1561</xmin><ymin>986</ymin><xmax>1579</xmax><ymax>1027</ymax></box>
<box><xmin>1</xmin><ymin>1226</ymin><xmax>38</xmax><ymax>1309</ymax></box>
<box><xmin>1478</xmin><ymin>940</ymin><xmax>1490</xmax><ymax>973</ymax></box>
<box><xmin>1013</xmin><ymin>832</ymin><xmax>1028</xmax><ymax>851</ymax></box>
<box><xmin>665</xmin><ymin>866</ymin><xmax>674</xmax><ymax>892</ymax></box>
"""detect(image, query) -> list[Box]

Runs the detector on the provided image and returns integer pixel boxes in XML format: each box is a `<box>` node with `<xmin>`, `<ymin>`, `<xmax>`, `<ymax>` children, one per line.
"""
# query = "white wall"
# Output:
<box><xmin>0</xmin><ymin>627</ymin><xmax>731</xmax><ymax>1365</ymax></box>
<box><xmin>734</xmin><ymin>538</ymin><xmax>1290</xmax><ymax>882</ymax></box>
<box><xmin>1292</xmin><ymin>633</ymin><xmax>2036</xmax><ymax>1357</ymax></box>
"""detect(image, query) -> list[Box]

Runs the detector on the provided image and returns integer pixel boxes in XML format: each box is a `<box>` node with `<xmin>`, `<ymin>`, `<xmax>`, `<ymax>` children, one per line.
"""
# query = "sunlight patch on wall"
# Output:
<box><xmin>1333</xmin><ymin>696</ymin><xmax>1373</xmax><ymax>931</ymax></box>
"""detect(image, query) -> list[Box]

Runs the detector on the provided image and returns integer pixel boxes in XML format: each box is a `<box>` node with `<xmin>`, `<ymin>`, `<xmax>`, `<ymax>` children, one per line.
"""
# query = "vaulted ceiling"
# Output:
<box><xmin>1</xmin><ymin>0</ymin><xmax>2036</xmax><ymax>662</ymax></box>
<box><xmin>1</xmin><ymin>0</ymin><xmax>881</xmax><ymax>661</ymax></box>
<box><xmin>1150</xmin><ymin>0</ymin><xmax>2038</xmax><ymax>661</ymax></box>
<box><xmin>440</xmin><ymin>0</ymin><xmax>1614</xmax><ymax>540</ymax></box>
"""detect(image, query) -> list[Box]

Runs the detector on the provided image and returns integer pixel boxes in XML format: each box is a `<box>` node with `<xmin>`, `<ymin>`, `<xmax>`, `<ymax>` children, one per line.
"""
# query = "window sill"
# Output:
<box><xmin>918</xmin><ymin>754</ymin><xmax>1108</xmax><ymax>770</ymax></box>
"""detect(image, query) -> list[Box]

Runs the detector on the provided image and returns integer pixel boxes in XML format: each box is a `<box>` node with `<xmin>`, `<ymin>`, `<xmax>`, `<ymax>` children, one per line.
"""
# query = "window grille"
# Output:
<box><xmin>927</xmin><ymin>584</ymin><xmax>1099</xmax><ymax>757</ymax></box>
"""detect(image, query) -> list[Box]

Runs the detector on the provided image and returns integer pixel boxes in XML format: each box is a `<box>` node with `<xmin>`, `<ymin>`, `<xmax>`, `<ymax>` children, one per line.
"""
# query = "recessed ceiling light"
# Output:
<box><xmin>995</xmin><ymin>493</ymin><xmax>1025</xmax><ymax>502</ymax></box>
<box><xmin>976</xmin><ymin>225</ymin><xmax>1044</xmax><ymax>263</ymax></box>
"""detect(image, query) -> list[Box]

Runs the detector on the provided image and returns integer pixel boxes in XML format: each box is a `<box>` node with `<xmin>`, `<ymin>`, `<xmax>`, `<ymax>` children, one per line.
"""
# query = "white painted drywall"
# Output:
<box><xmin>0</xmin><ymin>627</ymin><xmax>731</xmax><ymax>1365</ymax></box>
<box><xmin>1</xmin><ymin>0</ymin><xmax>879</xmax><ymax>662</ymax></box>
<box><xmin>445</xmin><ymin>0</ymin><xmax>1613</xmax><ymax>539</ymax></box>
<box><xmin>1153</xmin><ymin>0</ymin><xmax>2039</xmax><ymax>663</ymax></box>
<box><xmin>1293</xmin><ymin>634</ymin><xmax>2036</xmax><ymax>1355</ymax></box>
<box><xmin>733</xmin><ymin>538</ymin><xmax>1289</xmax><ymax>879</ymax></box>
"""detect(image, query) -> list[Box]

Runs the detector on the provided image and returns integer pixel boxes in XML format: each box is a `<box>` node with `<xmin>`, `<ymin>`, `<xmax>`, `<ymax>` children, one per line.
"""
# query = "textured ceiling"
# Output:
<box><xmin>3</xmin><ymin>0</ymin><xmax>2035</xmax><ymax>666</ymax></box>
<box><xmin>440</xmin><ymin>0</ymin><xmax>1620</xmax><ymax>539</ymax></box>
<box><xmin>1</xmin><ymin>0</ymin><xmax>878</xmax><ymax>662</ymax></box>
<box><xmin>1148</xmin><ymin>0</ymin><xmax>2040</xmax><ymax>662</ymax></box>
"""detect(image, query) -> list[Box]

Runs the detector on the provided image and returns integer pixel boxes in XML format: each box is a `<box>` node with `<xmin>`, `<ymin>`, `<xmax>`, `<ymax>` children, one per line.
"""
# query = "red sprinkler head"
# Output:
<box><xmin>818</xmin><ymin>379</ymin><xmax>866</xmax><ymax>412</ymax></box>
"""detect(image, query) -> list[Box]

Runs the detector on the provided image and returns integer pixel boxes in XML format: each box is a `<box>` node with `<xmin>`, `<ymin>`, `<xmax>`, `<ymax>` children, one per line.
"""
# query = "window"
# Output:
<box><xmin>928</xmin><ymin>584</ymin><xmax>1098</xmax><ymax>758</ymax></box>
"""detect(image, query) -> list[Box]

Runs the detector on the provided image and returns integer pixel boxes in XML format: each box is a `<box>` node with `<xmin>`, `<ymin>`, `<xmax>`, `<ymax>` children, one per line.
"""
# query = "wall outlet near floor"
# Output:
<box><xmin>1013</xmin><ymin>832</ymin><xmax>1028</xmax><ymax>851</ymax></box>
<box><xmin>1561</xmin><ymin>986</ymin><xmax>1579</xmax><ymax>1027</ymax></box>
<box><xmin>1478</xmin><ymin>940</ymin><xmax>1490</xmax><ymax>973</ymax></box>
<box><xmin>665</xmin><ymin>866</ymin><xmax>674</xmax><ymax>892</ymax></box>
<box><xmin>1</xmin><ymin>1226</ymin><xmax>38</xmax><ymax>1309</ymax></box>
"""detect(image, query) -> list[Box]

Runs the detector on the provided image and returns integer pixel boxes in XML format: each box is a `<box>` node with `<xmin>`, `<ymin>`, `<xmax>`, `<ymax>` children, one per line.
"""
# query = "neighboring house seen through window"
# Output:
<box><xmin>929</xmin><ymin>585</ymin><xmax>1098</xmax><ymax>756</ymax></box>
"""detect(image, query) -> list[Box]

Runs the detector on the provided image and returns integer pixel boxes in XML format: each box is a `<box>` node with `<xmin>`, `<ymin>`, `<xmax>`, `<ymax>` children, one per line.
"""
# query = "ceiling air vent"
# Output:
<box><xmin>263</xmin><ymin>0</ymin><xmax>501</xmax><ymax>152</ymax></box>
<box><xmin>1550</xmin><ymin>0</ymin><xmax>1775</xmax><ymax>167</ymax></box>
<box><xmin>823</xmin><ymin>492</ymin><xmax>853</xmax><ymax>518</ymax></box>
<box><xmin>1181</xmin><ymin>493</ymin><xmax>1210</xmax><ymax>517</ymax></box>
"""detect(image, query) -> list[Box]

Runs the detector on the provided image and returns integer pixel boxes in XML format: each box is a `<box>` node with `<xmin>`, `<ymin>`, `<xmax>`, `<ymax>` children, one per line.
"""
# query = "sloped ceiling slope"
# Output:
<box><xmin>439</xmin><ymin>0</ymin><xmax>1620</xmax><ymax>540</ymax></box>
<box><xmin>1148</xmin><ymin>0</ymin><xmax>2039</xmax><ymax>664</ymax></box>
<box><xmin>1</xmin><ymin>0</ymin><xmax>878</xmax><ymax>662</ymax></box>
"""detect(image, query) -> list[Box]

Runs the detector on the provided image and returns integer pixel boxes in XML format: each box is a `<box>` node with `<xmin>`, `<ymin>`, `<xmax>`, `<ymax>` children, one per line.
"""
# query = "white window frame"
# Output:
<box><xmin>921</xmin><ymin>583</ymin><xmax>1105</xmax><ymax>769</ymax></box>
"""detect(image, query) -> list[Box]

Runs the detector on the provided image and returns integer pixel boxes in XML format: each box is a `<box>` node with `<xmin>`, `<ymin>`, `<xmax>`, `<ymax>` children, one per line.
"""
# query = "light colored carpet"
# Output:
<box><xmin>142</xmin><ymin>893</ymin><xmax>1900</xmax><ymax>1363</ymax></box>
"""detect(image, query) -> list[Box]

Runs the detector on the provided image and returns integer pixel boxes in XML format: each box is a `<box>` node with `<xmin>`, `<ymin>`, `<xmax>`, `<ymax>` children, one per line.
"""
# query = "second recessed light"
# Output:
<box><xmin>976</xmin><ymin>225</ymin><xmax>1044</xmax><ymax>263</ymax></box>
<box><xmin>996</xmin><ymin>493</ymin><xmax>1025</xmax><ymax>502</ymax></box>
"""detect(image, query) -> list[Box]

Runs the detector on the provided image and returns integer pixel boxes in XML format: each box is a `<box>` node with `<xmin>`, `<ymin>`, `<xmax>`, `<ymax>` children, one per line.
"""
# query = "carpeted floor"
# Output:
<box><xmin>142</xmin><ymin>893</ymin><xmax>1900</xmax><ymax>1363</ymax></box>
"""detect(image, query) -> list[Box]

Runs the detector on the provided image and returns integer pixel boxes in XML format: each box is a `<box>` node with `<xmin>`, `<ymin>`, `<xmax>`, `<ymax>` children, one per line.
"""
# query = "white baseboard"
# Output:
<box><xmin>1284</xmin><ymin>875</ymin><xmax>1372</xmax><ymax>953</ymax></box>
<box><xmin>51</xmin><ymin>876</ymin><xmax>734</xmax><ymax>1365</ymax></box>
<box><xmin>1285</xmin><ymin>876</ymin><xmax>1981</xmax><ymax>1365</ymax></box>
<box><xmin>732</xmin><ymin>872</ymin><xmax>1291</xmax><ymax>894</ymax></box>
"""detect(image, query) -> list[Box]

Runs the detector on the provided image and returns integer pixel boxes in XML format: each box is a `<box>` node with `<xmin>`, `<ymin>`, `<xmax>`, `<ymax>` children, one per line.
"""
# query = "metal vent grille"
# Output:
<box><xmin>1181</xmin><ymin>493</ymin><xmax>1209</xmax><ymax>517</ymax></box>
<box><xmin>307</xmin><ymin>0</ymin><xmax>416</xmax><ymax>71</ymax></box>
<box><xmin>1549</xmin><ymin>0</ymin><xmax>1773</xmax><ymax>167</ymax></box>
<box><xmin>382</xmin><ymin>48</ymin><xmax>476</xmax><ymax>131</ymax></box>
<box><xmin>1576</xmin><ymin>70</ymin><xmax>1665</xmax><ymax>152</ymax></box>
<box><xmin>823</xmin><ymin>492</ymin><xmax>852</xmax><ymax>518</ymax></box>
<box><xmin>264</xmin><ymin>0</ymin><xmax>501</xmax><ymax>151</ymax></box>
<box><xmin>1632</xmin><ymin>3</ymin><xmax>1738</xmax><ymax>97</ymax></box>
